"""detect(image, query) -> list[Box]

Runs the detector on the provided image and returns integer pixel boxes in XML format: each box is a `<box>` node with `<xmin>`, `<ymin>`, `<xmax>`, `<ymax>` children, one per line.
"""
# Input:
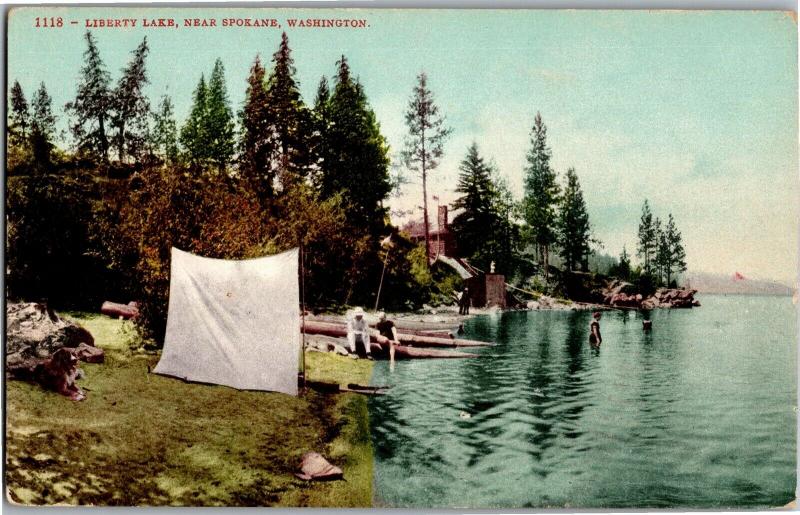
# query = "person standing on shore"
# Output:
<box><xmin>347</xmin><ymin>307</ymin><xmax>372</xmax><ymax>359</ymax></box>
<box><xmin>375</xmin><ymin>311</ymin><xmax>399</xmax><ymax>363</ymax></box>
<box><xmin>589</xmin><ymin>312</ymin><xmax>602</xmax><ymax>348</ymax></box>
<box><xmin>458</xmin><ymin>286</ymin><xmax>471</xmax><ymax>315</ymax></box>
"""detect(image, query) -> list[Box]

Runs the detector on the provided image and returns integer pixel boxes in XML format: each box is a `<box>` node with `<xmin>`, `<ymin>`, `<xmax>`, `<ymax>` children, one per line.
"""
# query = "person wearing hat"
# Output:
<box><xmin>458</xmin><ymin>286</ymin><xmax>471</xmax><ymax>315</ymax></box>
<box><xmin>375</xmin><ymin>311</ymin><xmax>399</xmax><ymax>363</ymax></box>
<box><xmin>347</xmin><ymin>307</ymin><xmax>372</xmax><ymax>359</ymax></box>
<box><xmin>589</xmin><ymin>311</ymin><xmax>603</xmax><ymax>348</ymax></box>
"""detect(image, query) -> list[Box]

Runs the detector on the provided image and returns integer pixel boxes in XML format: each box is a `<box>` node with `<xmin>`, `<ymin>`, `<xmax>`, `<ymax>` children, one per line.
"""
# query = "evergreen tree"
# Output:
<box><xmin>401</xmin><ymin>72</ymin><xmax>452</xmax><ymax>266</ymax></box>
<box><xmin>151</xmin><ymin>95</ymin><xmax>178</xmax><ymax>164</ymax></box>
<box><xmin>522</xmin><ymin>112</ymin><xmax>560</xmax><ymax>278</ymax></box>
<box><xmin>65</xmin><ymin>31</ymin><xmax>112</xmax><ymax>161</ymax></box>
<box><xmin>450</xmin><ymin>143</ymin><xmax>500</xmax><ymax>271</ymax></box>
<box><xmin>204</xmin><ymin>59</ymin><xmax>236</xmax><ymax>171</ymax></box>
<box><xmin>617</xmin><ymin>246</ymin><xmax>632</xmax><ymax>280</ymax></box>
<box><xmin>656</xmin><ymin>223</ymin><xmax>670</xmax><ymax>285</ymax></box>
<box><xmin>637</xmin><ymin>199</ymin><xmax>657</xmax><ymax>275</ymax></box>
<box><xmin>8</xmin><ymin>81</ymin><xmax>30</xmax><ymax>145</ymax></box>
<box><xmin>664</xmin><ymin>213</ymin><xmax>687</xmax><ymax>286</ymax></box>
<box><xmin>111</xmin><ymin>37</ymin><xmax>150</xmax><ymax>162</ymax></box>
<box><xmin>491</xmin><ymin>174</ymin><xmax>521</xmax><ymax>276</ymax></box>
<box><xmin>652</xmin><ymin>216</ymin><xmax>663</xmax><ymax>284</ymax></box>
<box><xmin>180</xmin><ymin>75</ymin><xmax>209</xmax><ymax>166</ymax></box>
<box><xmin>30</xmin><ymin>82</ymin><xmax>57</xmax><ymax>168</ymax></box>
<box><xmin>239</xmin><ymin>55</ymin><xmax>273</xmax><ymax>197</ymax></box>
<box><xmin>264</xmin><ymin>32</ymin><xmax>312</xmax><ymax>189</ymax></box>
<box><xmin>320</xmin><ymin>55</ymin><xmax>391</xmax><ymax>235</ymax></box>
<box><xmin>309</xmin><ymin>76</ymin><xmax>331</xmax><ymax>187</ymax></box>
<box><xmin>557</xmin><ymin>167</ymin><xmax>592</xmax><ymax>272</ymax></box>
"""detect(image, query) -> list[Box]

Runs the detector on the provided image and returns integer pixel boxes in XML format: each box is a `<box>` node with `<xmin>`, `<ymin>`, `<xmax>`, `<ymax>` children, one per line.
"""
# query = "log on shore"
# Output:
<box><xmin>302</xmin><ymin>320</ymin><xmax>491</xmax><ymax>348</ymax></box>
<box><xmin>100</xmin><ymin>301</ymin><xmax>139</xmax><ymax>320</ymax></box>
<box><xmin>307</xmin><ymin>314</ymin><xmax>462</xmax><ymax>332</ymax></box>
<box><xmin>370</xmin><ymin>343</ymin><xmax>479</xmax><ymax>360</ymax></box>
<box><xmin>394</xmin><ymin>333</ymin><xmax>492</xmax><ymax>348</ymax></box>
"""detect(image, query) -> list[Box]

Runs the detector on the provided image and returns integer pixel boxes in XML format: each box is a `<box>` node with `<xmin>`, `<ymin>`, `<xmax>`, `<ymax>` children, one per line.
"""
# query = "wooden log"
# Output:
<box><xmin>303</xmin><ymin>320</ymin><xmax>491</xmax><ymax>348</ymax></box>
<box><xmin>384</xmin><ymin>344</ymin><xmax>479</xmax><ymax>359</ymax></box>
<box><xmin>307</xmin><ymin>314</ymin><xmax>462</xmax><ymax>332</ymax></box>
<box><xmin>101</xmin><ymin>301</ymin><xmax>139</xmax><ymax>319</ymax></box>
<box><xmin>301</xmin><ymin>322</ymin><xmax>481</xmax><ymax>359</ymax></box>
<box><xmin>394</xmin><ymin>333</ymin><xmax>491</xmax><ymax>348</ymax></box>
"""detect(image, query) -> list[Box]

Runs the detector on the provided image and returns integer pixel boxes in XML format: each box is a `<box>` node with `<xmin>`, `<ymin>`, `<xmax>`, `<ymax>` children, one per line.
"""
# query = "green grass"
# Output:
<box><xmin>6</xmin><ymin>313</ymin><xmax>374</xmax><ymax>507</ymax></box>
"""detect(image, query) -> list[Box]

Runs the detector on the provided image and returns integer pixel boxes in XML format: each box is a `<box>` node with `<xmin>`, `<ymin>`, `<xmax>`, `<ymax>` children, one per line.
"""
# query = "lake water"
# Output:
<box><xmin>368</xmin><ymin>295</ymin><xmax>797</xmax><ymax>508</ymax></box>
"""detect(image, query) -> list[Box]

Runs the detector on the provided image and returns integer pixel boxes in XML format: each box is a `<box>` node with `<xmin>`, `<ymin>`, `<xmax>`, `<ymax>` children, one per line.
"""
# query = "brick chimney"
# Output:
<box><xmin>437</xmin><ymin>205</ymin><xmax>448</xmax><ymax>231</ymax></box>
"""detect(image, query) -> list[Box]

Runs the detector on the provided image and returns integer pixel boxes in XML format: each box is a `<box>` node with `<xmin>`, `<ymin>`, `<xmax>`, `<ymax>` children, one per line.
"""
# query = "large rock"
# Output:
<box><xmin>6</xmin><ymin>302</ymin><xmax>96</xmax><ymax>370</ymax></box>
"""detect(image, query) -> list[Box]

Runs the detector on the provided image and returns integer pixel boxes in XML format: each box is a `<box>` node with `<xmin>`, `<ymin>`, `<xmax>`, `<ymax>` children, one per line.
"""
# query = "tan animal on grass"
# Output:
<box><xmin>38</xmin><ymin>348</ymin><xmax>86</xmax><ymax>401</ymax></box>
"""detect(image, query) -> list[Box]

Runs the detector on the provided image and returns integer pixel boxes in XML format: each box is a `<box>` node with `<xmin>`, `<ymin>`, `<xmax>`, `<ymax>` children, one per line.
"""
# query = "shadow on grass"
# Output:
<box><xmin>6</xmin><ymin>313</ymin><xmax>374</xmax><ymax>507</ymax></box>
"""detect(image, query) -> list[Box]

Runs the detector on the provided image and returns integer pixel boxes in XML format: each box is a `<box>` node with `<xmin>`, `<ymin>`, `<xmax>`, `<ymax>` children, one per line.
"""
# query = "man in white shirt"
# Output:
<box><xmin>347</xmin><ymin>307</ymin><xmax>372</xmax><ymax>359</ymax></box>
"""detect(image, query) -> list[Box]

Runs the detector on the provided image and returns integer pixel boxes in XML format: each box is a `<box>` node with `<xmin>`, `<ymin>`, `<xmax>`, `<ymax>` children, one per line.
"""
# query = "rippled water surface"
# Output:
<box><xmin>369</xmin><ymin>295</ymin><xmax>796</xmax><ymax>508</ymax></box>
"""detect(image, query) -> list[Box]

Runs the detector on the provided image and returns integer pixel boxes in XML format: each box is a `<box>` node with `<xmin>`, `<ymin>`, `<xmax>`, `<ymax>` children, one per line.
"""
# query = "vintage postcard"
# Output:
<box><xmin>4</xmin><ymin>6</ymin><xmax>797</xmax><ymax>509</ymax></box>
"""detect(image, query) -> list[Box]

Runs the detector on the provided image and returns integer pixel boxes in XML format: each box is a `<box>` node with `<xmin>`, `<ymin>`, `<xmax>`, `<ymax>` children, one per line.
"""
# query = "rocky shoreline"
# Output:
<box><xmin>600</xmin><ymin>279</ymin><xmax>700</xmax><ymax>309</ymax></box>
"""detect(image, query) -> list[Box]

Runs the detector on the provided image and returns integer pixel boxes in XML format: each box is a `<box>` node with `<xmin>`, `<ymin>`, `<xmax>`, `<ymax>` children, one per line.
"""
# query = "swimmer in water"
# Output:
<box><xmin>589</xmin><ymin>312</ymin><xmax>602</xmax><ymax>348</ymax></box>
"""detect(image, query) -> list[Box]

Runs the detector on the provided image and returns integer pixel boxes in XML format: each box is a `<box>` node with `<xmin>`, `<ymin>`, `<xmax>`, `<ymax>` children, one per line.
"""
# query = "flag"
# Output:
<box><xmin>432</xmin><ymin>195</ymin><xmax>439</xmax><ymax>201</ymax></box>
<box><xmin>733</xmin><ymin>272</ymin><xmax>746</xmax><ymax>281</ymax></box>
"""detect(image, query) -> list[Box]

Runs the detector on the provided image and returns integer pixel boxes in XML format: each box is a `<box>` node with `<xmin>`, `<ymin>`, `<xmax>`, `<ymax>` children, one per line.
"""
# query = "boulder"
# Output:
<box><xmin>68</xmin><ymin>343</ymin><xmax>105</xmax><ymax>364</ymax></box>
<box><xmin>6</xmin><ymin>302</ymin><xmax>96</xmax><ymax>371</ymax></box>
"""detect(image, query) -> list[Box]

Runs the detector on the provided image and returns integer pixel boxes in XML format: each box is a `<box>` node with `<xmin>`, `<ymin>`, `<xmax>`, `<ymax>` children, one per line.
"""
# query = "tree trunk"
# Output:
<box><xmin>117</xmin><ymin>120</ymin><xmax>126</xmax><ymax>162</ymax></box>
<box><xmin>99</xmin><ymin>115</ymin><xmax>109</xmax><ymax>163</ymax></box>
<box><xmin>421</xmin><ymin>129</ymin><xmax>431</xmax><ymax>269</ymax></box>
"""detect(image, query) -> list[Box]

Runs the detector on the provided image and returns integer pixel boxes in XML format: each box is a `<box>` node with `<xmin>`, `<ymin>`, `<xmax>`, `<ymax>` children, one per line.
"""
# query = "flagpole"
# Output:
<box><xmin>374</xmin><ymin>247</ymin><xmax>390</xmax><ymax>312</ymax></box>
<box><xmin>374</xmin><ymin>235</ymin><xmax>392</xmax><ymax>312</ymax></box>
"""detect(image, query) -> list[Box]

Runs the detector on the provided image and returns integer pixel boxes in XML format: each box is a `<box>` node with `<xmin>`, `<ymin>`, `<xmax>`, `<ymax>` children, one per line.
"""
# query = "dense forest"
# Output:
<box><xmin>6</xmin><ymin>31</ymin><xmax>687</xmax><ymax>341</ymax></box>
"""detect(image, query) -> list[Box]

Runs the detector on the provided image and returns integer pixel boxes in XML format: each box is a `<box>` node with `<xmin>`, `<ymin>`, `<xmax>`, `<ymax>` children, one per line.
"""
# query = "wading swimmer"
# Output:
<box><xmin>376</xmin><ymin>311</ymin><xmax>400</xmax><ymax>366</ymax></box>
<box><xmin>589</xmin><ymin>311</ymin><xmax>602</xmax><ymax>348</ymax></box>
<box><xmin>347</xmin><ymin>307</ymin><xmax>372</xmax><ymax>359</ymax></box>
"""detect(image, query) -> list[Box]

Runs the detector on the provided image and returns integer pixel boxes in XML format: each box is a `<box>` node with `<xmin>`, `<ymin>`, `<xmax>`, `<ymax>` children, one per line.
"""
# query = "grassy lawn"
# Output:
<box><xmin>5</xmin><ymin>313</ymin><xmax>374</xmax><ymax>507</ymax></box>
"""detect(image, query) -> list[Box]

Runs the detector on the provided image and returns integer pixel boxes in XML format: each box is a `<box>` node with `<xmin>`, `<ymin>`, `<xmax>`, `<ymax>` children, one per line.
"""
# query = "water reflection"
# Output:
<box><xmin>369</xmin><ymin>296</ymin><xmax>796</xmax><ymax>508</ymax></box>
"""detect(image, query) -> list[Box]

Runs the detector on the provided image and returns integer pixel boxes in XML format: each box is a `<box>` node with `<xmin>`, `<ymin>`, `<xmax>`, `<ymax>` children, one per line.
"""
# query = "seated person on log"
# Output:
<box><xmin>375</xmin><ymin>311</ymin><xmax>399</xmax><ymax>362</ymax></box>
<box><xmin>347</xmin><ymin>307</ymin><xmax>372</xmax><ymax>359</ymax></box>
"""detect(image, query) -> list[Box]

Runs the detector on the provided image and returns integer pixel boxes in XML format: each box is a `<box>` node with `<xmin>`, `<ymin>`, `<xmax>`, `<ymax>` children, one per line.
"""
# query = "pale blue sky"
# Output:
<box><xmin>8</xmin><ymin>8</ymin><xmax>798</xmax><ymax>282</ymax></box>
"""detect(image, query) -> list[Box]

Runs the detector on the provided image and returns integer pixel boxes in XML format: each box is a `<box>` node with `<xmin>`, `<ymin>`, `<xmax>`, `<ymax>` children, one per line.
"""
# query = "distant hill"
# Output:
<box><xmin>685</xmin><ymin>272</ymin><xmax>795</xmax><ymax>296</ymax></box>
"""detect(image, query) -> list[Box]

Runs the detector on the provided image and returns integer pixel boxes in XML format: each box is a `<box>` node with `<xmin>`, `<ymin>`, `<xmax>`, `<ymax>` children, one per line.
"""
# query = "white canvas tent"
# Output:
<box><xmin>154</xmin><ymin>247</ymin><xmax>300</xmax><ymax>396</ymax></box>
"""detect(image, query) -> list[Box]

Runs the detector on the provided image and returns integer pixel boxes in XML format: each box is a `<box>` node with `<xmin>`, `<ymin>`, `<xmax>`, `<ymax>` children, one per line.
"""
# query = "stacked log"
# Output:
<box><xmin>302</xmin><ymin>320</ymin><xmax>491</xmax><ymax>348</ymax></box>
<box><xmin>302</xmin><ymin>321</ymin><xmax>482</xmax><ymax>359</ymax></box>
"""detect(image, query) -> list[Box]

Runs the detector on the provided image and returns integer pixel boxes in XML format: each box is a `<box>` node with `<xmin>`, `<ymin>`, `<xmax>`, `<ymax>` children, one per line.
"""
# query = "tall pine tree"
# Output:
<box><xmin>30</xmin><ymin>82</ymin><xmax>56</xmax><ymax>169</ymax></box>
<box><xmin>150</xmin><ymin>95</ymin><xmax>178</xmax><ymax>165</ymax></box>
<box><xmin>111</xmin><ymin>37</ymin><xmax>150</xmax><ymax>162</ymax></box>
<box><xmin>309</xmin><ymin>76</ymin><xmax>331</xmax><ymax>188</ymax></box>
<box><xmin>239</xmin><ymin>55</ymin><xmax>273</xmax><ymax>197</ymax></box>
<box><xmin>264</xmin><ymin>32</ymin><xmax>312</xmax><ymax>190</ymax></box>
<box><xmin>637</xmin><ymin>199</ymin><xmax>657</xmax><ymax>275</ymax></box>
<box><xmin>205</xmin><ymin>59</ymin><xmax>236</xmax><ymax>171</ymax></box>
<box><xmin>557</xmin><ymin>167</ymin><xmax>592</xmax><ymax>272</ymax></box>
<box><xmin>180</xmin><ymin>75</ymin><xmax>209</xmax><ymax>167</ymax></box>
<box><xmin>490</xmin><ymin>174</ymin><xmax>521</xmax><ymax>276</ymax></box>
<box><xmin>401</xmin><ymin>72</ymin><xmax>452</xmax><ymax>266</ymax></box>
<box><xmin>319</xmin><ymin>55</ymin><xmax>391</xmax><ymax>235</ymax></box>
<box><xmin>181</xmin><ymin>62</ymin><xmax>235</xmax><ymax>171</ymax></box>
<box><xmin>522</xmin><ymin>112</ymin><xmax>560</xmax><ymax>279</ymax></box>
<box><xmin>65</xmin><ymin>31</ymin><xmax>112</xmax><ymax>161</ymax></box>
<box><xmin>450</xmin><ymin>143</ymin><xmax>500</xmax><ymax>271</ymax></box>
<box><xmin>8</xmin><ymin>81</ymin><xmax>30</xmax><ymax>145</ymax></box>
<box><xmin>664</xmin><ymin>213</ymin><xmax>687</xmax><ymax>286</ymax></box>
